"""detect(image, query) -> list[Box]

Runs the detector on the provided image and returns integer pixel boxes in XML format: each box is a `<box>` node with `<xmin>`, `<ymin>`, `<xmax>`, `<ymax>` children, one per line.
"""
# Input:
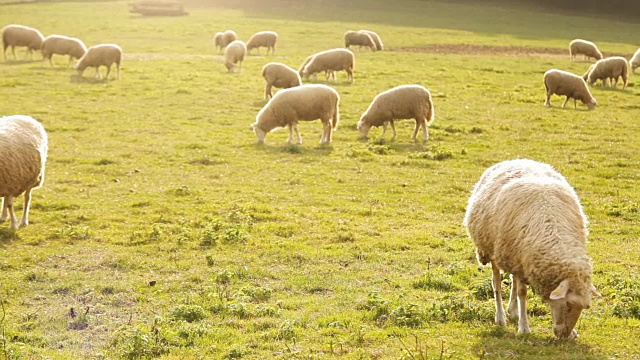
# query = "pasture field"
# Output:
<box><xmin>1</xmin><ymin>0</ymin><xmax>639</xmax><ymax>358</ymax></box>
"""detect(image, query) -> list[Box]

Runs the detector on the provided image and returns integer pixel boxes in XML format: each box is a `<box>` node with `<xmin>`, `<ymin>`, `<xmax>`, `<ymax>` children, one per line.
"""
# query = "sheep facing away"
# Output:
<box><xmin>463</xmin><ymin>159</ymin><xmax>598</xmax><ymax>339</ymax></box>
<box><xmin>359</xmin><ymin>29</ymin><xmax>383</xmax><ymax>51</ymax></box>
<box><xmin>41</xmin><ymin>35</ymin><xmax>87</xmax><ymax>67</ymax></box>
<box><xmin>0</xmin><ymin>115</ymin><xmax>48</xmax><ymax>230</ymax></box>
<box><xmin>630</xmin><ymin>48</ymin><xmax>640</xmax><ymax>74</ymax></box>
<box><xmin>543</xmin><ymin>69</ymin><xmax>596</xmax><ymax>110</ymax></box>
<box><xmin>252</xmin><ymin>84</ymin><xmax>340</xmax><ymax>145</ymax></box>
<box><xmin>357</xmin><ymin>84</ymin><xmax>434</xmax><ymax>141</ymax></box>
<box><xmin>261</xmin><ymin>62</ymin><xmax>302</xmax><ymax>99</ymax></box>
<box><xmin>1</xmin><ymin>24</ymin><xmax>45</xmax><ymax>61</ymax></box>
<box><xmin>583</xmin><ymin>56</ymin><xmax>629</xmax><ymax>89</ymax></box>
<box><xmin>213</xmin><ymin>30</ymin><xmax>236</xmax><ymax>52</ymax></box>
<box><xmin>75</xmin><ymin>43</ymin><xmax>123</xmax><ymax>80</ymax></box>
<box><xmin>246</xmin><ymin>31</ymin><xmax>278</xmax><ymax>55</ymax></box>
<box><xmin>223</xmin><ymin>40</ymin><xmax>246</xmax><ymax>73</ymax></box>
<box><xmin>344</xmin><ymin>30</ymin><xmax>376</xmax><ymax>52</ymax></box>
<box><xmin>569</xmin><ymin>39</ymin><xmax>603</xmax><ymax>61</ymax></box>
<box><xmin>300</xmin><ymin>48</ymin><xmax>354</xmax><ymax>83</ymax></box>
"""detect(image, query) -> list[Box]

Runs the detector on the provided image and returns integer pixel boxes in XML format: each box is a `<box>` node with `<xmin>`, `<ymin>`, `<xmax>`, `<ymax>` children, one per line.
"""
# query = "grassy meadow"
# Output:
<box><xmin>0</xmin><ymin>0</ymin><xmax>639</xmax><ymax>358</ymax></box>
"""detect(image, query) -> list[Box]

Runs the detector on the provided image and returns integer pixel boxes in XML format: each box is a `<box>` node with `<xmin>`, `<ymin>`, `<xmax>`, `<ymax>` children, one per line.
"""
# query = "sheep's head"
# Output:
<box><xmin>252</xmin><ymin>123</ymin><xmax>266</xmax><ymax>144</ymax></box>
<box><xmin>225</xmin><ymin>62</ymin><xmax>235</xmax><ymax>72</ymax></box>
<box><xmin>547</xmin><ymin>279</ymin><xmax>598</xmax><ymax>339</ymax></box>
<box><xmin>585</xmin><ymin>98</ymin><xmax>596</xmax><ymax>110</ymax></box>
<box><xmin>356</xmin><ymin>116</ymin><xmax>371</xmax><ymax>139</ymax></box>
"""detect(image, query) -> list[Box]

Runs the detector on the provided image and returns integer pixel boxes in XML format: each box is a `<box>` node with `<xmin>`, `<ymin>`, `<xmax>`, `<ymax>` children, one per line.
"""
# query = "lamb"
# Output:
<box><xmin>75</xmin><ymin>43</ymin><xmax>123</xmax><ymax>80</ymax></box>
<box><xmin>344</xmin><ymin>30</ymin><xmax>376</xmax><ymax>52</ymax></box>
<box><xmin>583</xmin><ymin>56</ymin><xmax>629</xmax><ymax>89</ymax></box>
<box><xmin>41</xmin><ymin>35</ymin><xmax>87</xmax><ymax>67</ymax></box>
<box><xmin>463</xmin><ymin>159</ymin><xmax>598</xmax><ymax>339</ymax></box>
<box><xmin>213</xmin><ymin>30</ymin><xmax>236</xmax><ymax>52</ymax></box>
<box><xmin>0</xmin><ymin>115</ymin><xmax>48</xmax><ymax>230</ymax></box>
<box><xmin>300</xmin><ymin>48</ymin><xmax>354</xmax><ymax>83</ymax></box>
<box><xmin>262</xmin><ymin>62</ymin><xmax>302</xmax><ymax>100</ymax></box>
<box><xmin>223</xmin><ymin>40</ymin><xmax>246</xmax><ymax>73</ymax></box>
<box><xmin>251</xmin><ymin>84</ymin><xmax>340</xmax><ymax>145</ymax></box>
<box><xmin>246</xmin><ymin>31</ymin><xmax>278</xmax><ymax>55</ymax></box>
<box><xmin>569</xmin><ymin>39</ymin><xmax>603</xmax><ymax>61</ymax></box>
<box><xmin>543</xmin><ymin>69</ymin><xmax>596</xmax><ymax>110</ymax></box>
<box><xmin>2</xmin><ymin>24</ymin><xmax>45</xmax><ymax>61</ymax></box>
<box><xmin>359</xmin><ymin>29</ymin><xmax>383</xmax><ymax>51</ymax></box>
<box><xmin>630</xmin><ymin>48</ymin><xmax>640</xmax><ymax>74</ymax></box>
<box><xmin>357</xmin><ymin>84</ymin><xmax>434</xmax><ymax>141</ymax></box>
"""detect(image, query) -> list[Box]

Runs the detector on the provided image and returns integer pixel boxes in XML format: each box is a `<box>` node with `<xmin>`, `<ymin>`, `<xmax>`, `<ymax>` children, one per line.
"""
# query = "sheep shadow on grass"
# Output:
<box><xmin>69</xmin><ymin>75</ymin><xmax>114</xmax><ymax>84</ymax></box>
<box><xmin>1</xmin><ymin>59</ymin><xmax>41</xmax><ymax>66</ymax></box>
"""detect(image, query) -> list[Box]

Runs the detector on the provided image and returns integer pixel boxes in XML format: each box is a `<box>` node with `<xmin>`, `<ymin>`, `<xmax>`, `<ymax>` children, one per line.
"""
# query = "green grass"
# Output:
<box><xmin>0</xmin><ymin>0</ymin><xmax>639</xmax><ymax>358</ymax></box>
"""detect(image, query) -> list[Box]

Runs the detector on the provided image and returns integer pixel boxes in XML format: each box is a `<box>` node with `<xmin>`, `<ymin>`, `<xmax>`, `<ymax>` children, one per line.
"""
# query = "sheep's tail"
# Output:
<box><xmin>332</xmin><ymin>97</ymin><xmax>340</xmax><ymax>130</ymax></box>
<box><xmin>426</xmin><ymin>100</ymin><xmax>435</xmax><ymax>126</ymax></box>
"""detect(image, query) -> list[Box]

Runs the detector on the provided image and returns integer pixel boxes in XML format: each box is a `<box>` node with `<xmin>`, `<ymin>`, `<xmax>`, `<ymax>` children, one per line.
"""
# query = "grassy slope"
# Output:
<box><xmin>0</xmin><ymin>0</ymin><xmax>639</xmax><ymax>359</ymax></box>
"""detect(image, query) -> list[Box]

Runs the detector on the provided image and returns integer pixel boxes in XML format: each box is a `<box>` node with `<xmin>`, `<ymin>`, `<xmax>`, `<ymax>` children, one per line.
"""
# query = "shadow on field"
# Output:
<box><xmin>1</xmin><ymin>59</ymin><xmax>41</xmax><ymax>66</ymax></box>
<box><xmin>69</xmin><ymin>75</ymin><xmax>114</xmax><ymax>84</ymax></box>
<box><xmin>251</xmin><ymin>142</ymin><xmax>334</xmax><ymax>156</ymax></box>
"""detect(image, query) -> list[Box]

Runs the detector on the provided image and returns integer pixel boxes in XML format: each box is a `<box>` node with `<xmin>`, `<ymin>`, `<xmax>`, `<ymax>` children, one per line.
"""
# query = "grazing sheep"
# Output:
<box><xmin>2</xmin><ymin>24</ymin><xmax>45</xmax><ymax>61</ymax></box>
<box><xmin>359</xmin><ymin>29</ymin><xmax>383</xmax><ymax>51</ymax></box>
<box><xmin>246</xmin><ymin>31</ymin><xmax>278</xmax><ymax>55</ymax></box>
<box><xmin>41</xmin><ymin>35</ymin><xmax>87</xmax><ymax>67</ymax></box>
<box><xmin>569</xmin><ymin>39</ymin><xmax>602</xmax><ymax>61</ymax></box>
<box><xmin>630</xmin><ymin>48</ymin><xmax>640</xmax><ymax>74</ymax></box>
<box><xmin>298</xmin><ymin>54</ymin><xmax>333</xmax><ymax>81</ymax></box>
<box><xmin>344</xmin><ymin>30</ymin><xmax>376</xmax><ymax>52</ymax></box>
<box><xmin>300</xmin><ymin>48</ymin><xmax>355</xmax><ymax>83</ymax></box>
<box><xmin>357</xmin><ymin>84</ymin><xmax>434</xmax><ymax>141</ymax></box>
<box><xmin>252</xmin><ymin>84</ymin><xmax>340</xmax><ymax>145</ymax></box>
<box><xmin>543</xmin><ymin>69</ymin><xmax>596</xmax><ymax>110</ymax></box>
<box><xmin>583</xmin><ymin>56</ymin><xmax>629</xmax><ymax>89</ymax></box>
<box><xmin>75</xmin><ymin>43</ymin><xmax>123</xmax><ymax>80</ymax></box>
<box><xmin>0</xmin><ymin>115</ymin><xmax>48</xmax><ymax>230</ymax></box>
<box><xmin>463</xmin><ymin>159</ymin><xmax>598</xmax><ymax>339</ymax></box>
<box><xmin>223</xmin><ymin>40</ymin><xmax>246</xmax><ymax>73</ymax></box>
<box><xmin>213</xmin><ymin>30</ymin><xmax>237</xmax><ymax>52</ymax></box>
<box><xmin>262</xmin><ymin>62</ymin><xmax>302</xmax><ymax>99</ymax></box>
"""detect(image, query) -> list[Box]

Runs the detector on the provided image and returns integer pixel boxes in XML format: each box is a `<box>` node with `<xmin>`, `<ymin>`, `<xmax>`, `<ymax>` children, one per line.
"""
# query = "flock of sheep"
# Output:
<box><xmin>1</xmin><ymin>19</ymin><xmax>638</xmax><ymax>342</ymax></box>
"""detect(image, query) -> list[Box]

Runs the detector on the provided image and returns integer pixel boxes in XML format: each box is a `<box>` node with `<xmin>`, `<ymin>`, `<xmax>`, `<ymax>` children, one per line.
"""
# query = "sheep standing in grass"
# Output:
<box><xmin>463</xmin><ymin>159</ymin><xmax>598</xmax><ymax>339</ymax></box>
<box><xmin>41</xmin><ymin>35</ymin><xmax>87</xmax><ymax>67</ymax></box>
<box><xmin>357</xmin><ymin>84</ymin><xmax>434</xmax><ymax>141</ymax></box>
<box><xmin>0</xmin><ymin>115</ymin><xmax>48</xmax><ymax>230</ymax></box>
<box><xmin>75</xmin><ymin>43</ymin><xmax>123</xmax><ymax>80</ymax></box>
<box><xmin>359</xmin><ymin>29</ymin><xmax>383</xmax><ymax>51</ymax></box>
<box><xmin>213</xmin><ymin>30</ymin><xmax>236</xmax><ymax>52</ymax></box>
<box><xmin>2</xmin><ymin>24</ymin><xmax>45</xmax><ymax>61</ymax></box>
<box><xmin>246</xmin><ymin>31</ymin><xmax>278</xmax><ymax>55</ymax></box>
<box><xmin>543</xmin><ymin>69</ymin><xmax>596</xmax><ymax>110</ymax></box>
<box><xmin>630</xmin><ymin>48</ymin><xmax>640</xmax><ymax>74</ymax></box>
<box><xmin>262</xmin><ymin>62</ymin><xmax>302</xmax><ymax>99</ymax></box>
<box><xmin>223</xmin><ymin>40</ymin><xmax>246</xmax><ymax>73</ymax></box>
<box><xmin>300</xmin><ymin>48</ymin><xmax>354</xmax><ymax>83</ymax></box>
<box><xmin>252</xmin><ymin>84</ymin><xmax>340</xmax><ymax>145</ymax></box>
<box><xmin>298</xmin><ymin>54</ymin><xmax>333</xmax><ymax>81</ymax></box>
<box><xmin>583</xmin><ymin>56</ymin><xmax>629</xmax><ymax>89</ymax></box>
<box><xmin>569</xmin><ymin>39</ymin><xmax>602</xmax><ymax>61</ymax></box>
<box><xmin>344</xmin><ymin>30</ymin><xmax>376</xmax><ymax>52</ymax></box>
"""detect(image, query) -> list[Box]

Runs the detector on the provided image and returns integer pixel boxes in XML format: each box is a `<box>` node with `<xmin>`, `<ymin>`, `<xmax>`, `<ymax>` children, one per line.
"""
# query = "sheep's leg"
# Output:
<box><xmin>264</xmin><ymin>84</ymin><xmax>272</xmax><ymax>100</ymax></box>
<box><xmin>11</xmin><ymin>46</ymin><xmax>16</xmax><ymax>60</ymax></box>
<box><xmin>0</xmin><ymin>197</ymin><xmax>7</xmax><ymax>222</ymax></box>
<box><xmin>421</xmin><ymin>119</ymin><xmax>428</xmax><ymax>141</ymax></box>
<box><xmin>515</xmin><ymin>277</ymin><xmax>531</xmax><ymax>334</ymax></box>
<box><xmin>323</xmin><ymin>119</ymin><xmax>333</xmax><ymax>143</ymax></box>
<box><xmin>491</xmin><ymin>262</ymin><xmax>507</xmax><ymax>326</ymax></box>
<box><xmin>381</xmin><ymin>122</ymin><xmax>388</xmax><ymax>138</ymax></box>
<box><xmin>390</xmin><ymin>120</ymin><xmax>397</xmax><ymax>140</ymax></box>
<box><xmin>411</xmin><ymin>120</ymin><xmax>420</xmax><ymax>140</ymax></box>
<box><xmin>105</xmin><ymin>64</ymin><xmax>112</xmax><ymax>79</ymax></box>
<box><xmin>4</xmin><ymin>196</ymin><xmax>18</xmax><ymax>230</ymax></box>
<box><xmin>562</xmin><ymin>97</ymin><xmax>569</xmax><ymax>108</ymax></box>
<box><xmin>294</xmin><ymin>123</ymin><xmax>302</xmax><ymax>145</ymax></box>
<box><xmin>287</xmin><ymin>123</ymin><xmax>294</xmax><ymax>144</ymax></box>
<box><xmin>507</xmin><ymin>274</ymin><xmax>519</xmax><ymax>320</ymax></box>
<box><xmin>19</xmin><ymin>188</ymin><xmax>32</xmax><ymax>228</ymax></box>
<box><xmin>94</xmin><ymin>66</ymin><xmax>101</xmax><ymax>79</ymax></box>
<box><xmin>67</xmin><ymin>56</ymin><xmax>73</xmax><ymax>68</ymax></box>
<box><xmin>574</xmin><ymin>98</ymin><xmax>577</xmax><ymax>109</ymax></box>
<box><xmin>544</xmin><ymin>91</ymin><xmax>552</xmax><ymax>107</ymax></box>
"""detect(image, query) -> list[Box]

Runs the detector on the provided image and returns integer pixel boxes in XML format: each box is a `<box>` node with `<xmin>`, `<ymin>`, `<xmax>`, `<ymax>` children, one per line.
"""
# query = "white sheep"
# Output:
<box><xmin>298</xmin><ymin>54</ymin><xmax>333</xmax><ymax>81</ymax></box>
<box><xmin>463</xmin><ymin>159</ymin><xmax>598</xmax><ymax>339</ymax></box>
<box><xmin>543</xmin><ymin>69</ymin><xmax>596</xmax><ymax>110</ymax></box>
<box><xmin>583</xmin><ymin>56</ymin><xmax>629</xmax><ymax>89</ymax></box>
<box><xmin>0</xmin><ymin>115</ymin><xmax>48</xmax><ymax>230</ymax></box>
<box><xmin>223</xmin><ymin>40</ymin><xmax>246</xmax><ymax>73</ymax></box>
<box><xmin>213</xmin><ymin>29</ymin><xmax>236</xmax><ymax>52</ymax></box>
<box><xmin>630</xmin><ymin>48</ymin><xmax>640</xmax><ymax>74</ymax></box>
<box><xmin>246</xmin><ymin>31</ymin><xmax>278</xmax><ymax>55</ymax></box>
<box><xmin>251</xmin><ymin>84</ymin><xmax>340</xmax><ymax>145</ymax></box>
<box><xmin>75</xmin><ymin>43</ymin><xmax>123</xmax><ymax>80</ymax></box>
<box><xmin>2</xmin><ymin>24</ymin><xmax>45</xmax><ymax>61</ymax></box>
<box><xmin>359</xmin><ymin>29</ymin><xmax>383</xmax><ymax>51</ymax></box>
<box><xmin>41</xmin><ymin>34</ymin><xmax>87</xmax><ymax>67</ymax></box>
<box><xmin>569</xmin><ymin>39</ymin><xmax>603</xmax><ymax>61</ymax></box>
<box><xmin>300</xmin><ymin>48</ymin><xmax>354</xmax><ymax>83</ymax></box>
<box><xmin>261</xmin><ymin>62</ymin><xmax>302</xmax><ymax>100</ymax></box>
<box><xmin>344</xmin><ymin>30</ymin><xmax>376</xmax><ymax>52</ymax></box>
<box><xmin>357</xmin><ymin>84</ymin><xmax>434</xmax><ymax>141</ymax></box>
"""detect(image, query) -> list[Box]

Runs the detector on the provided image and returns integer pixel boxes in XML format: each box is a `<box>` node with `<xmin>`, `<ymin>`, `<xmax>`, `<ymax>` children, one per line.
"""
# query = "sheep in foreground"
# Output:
<box><xmin>75</xmin><ymin>43</ymin><xmax>123</xmax><ymax>80</ymax></box>
<box><xmin>300</xmin><ymin>48</ymin><xmax>354</xmax><ymax>83</ymax></box>
<box><xmin>359</xmin><ymin>29</ymin><xmax>383</xmax><ymax>51</ymax></box>
<box><xmin>630</xmin><ymin>48</ymin><xmax>640</xmax><ymax>74</ymax></box>
<box><xmin>41</xmin><ymin>35</ymin><xmax>87</xmax><ymax>67</ymax></box>
<box><xmin>344</xmin><ymin>30</ymin><xmax>376</xmax><ymax>52</ymax></box>
<box><xmin>213</xmin><ymin>30</ymin><xmax>237</xmax><ymax>52</ymax></box>
<box><xmin>463</xmin><ymin>159</ymin><xmax>598</xmax><ymax>339</ymax></box>
<box><xmin>543</xmin><ymin>69</ymin><xmax>596</xmax><ymax>110</ymax></box>
<box><xmin>252</xmin><ymin>84</ymin><xmax>340</xmax><ymax>145</ymax></box>
<box><xmin>262</xmin><ymin>62</ymin><xmax>302</xmax><ymax>99</ymax></box>
<box><xmin>357</xmin><ymin>84</ymin><xmax>434</xmax><ymax>141</ymax></box>
<box><xmin>246</xmin><ymin>31</ymin><xmax>278</xmax><ymax>55</ymax></box>
<box><xmin>223</xmin><ymin>40</ymin><xmax>246</xmax><ymax>73</ymax></box>
<box><xmin>0</xmin><ymin>115</ymin><xmax>48</xmax><ymax>230</ymax></box>
<box><xmin>583</xmin><ymin>56</ymin><xmax>629</xmax><ymax>89</ymax></box>
<box><xmin>2</xmin><ymin>24</ymin><xmax>45</xmax><ymax>61</ymax></box>
<box><xmin>569</xmin><ymin>39</ymin><xmax>602</xmax><ymax>61</ymax></box>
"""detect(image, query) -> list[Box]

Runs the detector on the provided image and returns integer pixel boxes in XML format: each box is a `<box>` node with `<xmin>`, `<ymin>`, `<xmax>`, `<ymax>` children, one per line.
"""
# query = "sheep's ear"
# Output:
<box><xmin>550</xmin><ymin>279</ymin><xmax>570</xmax><ymax>300</ymax></box>
<box><xmin>591</xmin><ymin>284</ymin><xmax>601</xmax><ymax>297</ymax></box>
